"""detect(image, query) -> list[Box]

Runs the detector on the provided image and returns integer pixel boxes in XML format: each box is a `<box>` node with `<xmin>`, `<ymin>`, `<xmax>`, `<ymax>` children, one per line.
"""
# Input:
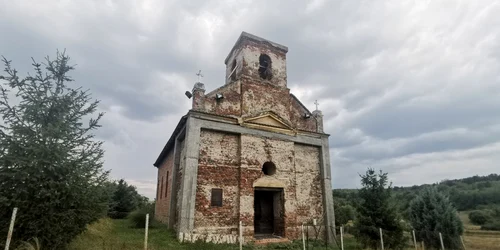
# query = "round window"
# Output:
<box><xmin>262</xmin><ymin>162</ymin><xmax>276</xmax><ymax>176</ymax></box>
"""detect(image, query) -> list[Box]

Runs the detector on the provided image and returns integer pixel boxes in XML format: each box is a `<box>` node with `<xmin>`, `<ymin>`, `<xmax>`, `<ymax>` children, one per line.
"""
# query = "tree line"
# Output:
<box><xmin>336</xmin><ymin>169</ymin><xmax>464</xmax><ymax>249</ymax></box>
<box><xmin>334</xmin><ymin>171</ymin><xmax>500</xmax><ymax>249</ymax></box>
<box><xmin>0</xmin><ymin>52</ymin><xmax>150</xmax><ymax>249</ymax></box>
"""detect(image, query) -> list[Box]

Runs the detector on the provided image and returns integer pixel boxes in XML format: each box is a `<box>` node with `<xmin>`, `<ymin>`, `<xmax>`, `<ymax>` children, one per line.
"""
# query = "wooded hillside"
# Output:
<box><xmin>334</xmin><ymin>173</ymin><xmax>500</xmax><ymax>213</ymax></box>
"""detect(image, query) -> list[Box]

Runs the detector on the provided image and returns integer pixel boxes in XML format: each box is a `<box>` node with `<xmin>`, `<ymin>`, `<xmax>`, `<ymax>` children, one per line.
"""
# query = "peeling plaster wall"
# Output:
<box><xmin>290</xmin><ymin>97</ymin><xmax>318</xmax><ymax>132</ymax></box>
<box><xmin>294</xmin><ymin>144</ymin><xmax>323</xmax><ymax>225</ymax></box>
<box><xmin>192</xmin><ymin>130</ymin><xmax>323</xmax><ymax>242</ymax></box>
<box><xmin>239</xmin><ymin>134</ymin><xmax>299</xmax><ymax>239</ymax></box>
<box><xmin>240</xmin><ymin>43</ymin><xmax>287</xmax><ymax>88</ymax></box>
<box><xmin>202</xmin><ymin>81</ymin><xmax>242</xmax><ymax>117</ymax></box>
<box><xmin>155</xmin><ymin>150</ymin><xmax>174</xmax><ymax>223</ymax></box>
<box><xmin>194</xmin><ymin>130</ymin><xmax>240</xmax><ymax>235</ymax></box>
<box><xmin>241</xmin><ymin>81</ymin><xmax>291</xmax><ymax>124</ymax></box>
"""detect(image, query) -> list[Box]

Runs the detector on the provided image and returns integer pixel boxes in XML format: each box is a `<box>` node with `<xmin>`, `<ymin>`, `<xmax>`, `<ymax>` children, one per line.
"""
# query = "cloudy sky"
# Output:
<box><xmin>1</xmin><ymin>0</ymin><xmax>499</xmax><ymax>198</ymax></box>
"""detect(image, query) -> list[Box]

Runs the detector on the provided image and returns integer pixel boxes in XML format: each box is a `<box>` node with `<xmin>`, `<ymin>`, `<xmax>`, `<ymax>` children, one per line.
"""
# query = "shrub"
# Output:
<box><xmin>129</xmin><ymin>203</ymin><xmax>155</xmax><ymax>228</ymax></box>
<box><xmin>108</xmin><ymin>179</ymin><xmax>149</xmax><ymax>219</ymax></box>
<box><xmin>469</xmin><ymin>210</ymin><xmax>491</xmax><ymax>225</ymax></box>
<box><xmin>481</xmin><ymin>221</ymin><xmax>500</xmax><ymax>231</ymax></box>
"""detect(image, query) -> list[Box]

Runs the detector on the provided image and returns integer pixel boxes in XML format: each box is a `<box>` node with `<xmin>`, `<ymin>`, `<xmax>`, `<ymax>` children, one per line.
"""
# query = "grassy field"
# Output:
<box><xmin>68</xmin><ymin>217</ymin><xmax>500</xmax><ymax>250</ymax></box>
<box><xmin>458</xmin><ymin>211</ymin><xmax>500</xmax><ymax>250</ymax></box>
<box><xmin>68</xmin><ymin>218</ymin><xmax>359</xmax><ymax>250</ymax></box>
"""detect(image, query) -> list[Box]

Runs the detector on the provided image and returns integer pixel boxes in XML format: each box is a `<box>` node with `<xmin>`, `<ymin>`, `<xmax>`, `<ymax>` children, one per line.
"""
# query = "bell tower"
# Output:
<box><xmin>224</xmin><ymin>32</ymin><xmax>288</xmax><ymax>88</ymax></box>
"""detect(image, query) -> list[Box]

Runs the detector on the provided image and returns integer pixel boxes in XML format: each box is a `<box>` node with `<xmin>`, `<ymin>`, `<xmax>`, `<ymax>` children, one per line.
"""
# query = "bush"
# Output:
<box><xmin>469</xmin><ymin>210</ymin><xmax>491</xmax><ymax>225</ymax></box>
<box><xmin>108</xmin><ymin>179</ymin><xmax>149</xmax><ymax>219</ymax></box>
<box><xmin>129</xmin><ymin>203</ymin><xmax>155</xmax><ymax>228</ymax></box>
<box><xmin>481</xmin><ymin>221</ymin><xmax>500</xmax><ymax>231</ymax></box>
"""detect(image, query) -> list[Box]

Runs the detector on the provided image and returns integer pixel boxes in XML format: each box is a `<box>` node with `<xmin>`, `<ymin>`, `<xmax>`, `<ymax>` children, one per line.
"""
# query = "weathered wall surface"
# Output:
<box><xmin>201</xmin><ymin>81</ymin><xmax>242</xmax><ymax>117</ymax></box>
<box><xmin>174</xmin><ymin>138</ymin><xmax>186</xmax><ymax>230</ymax></box>
<box><xmin>241</xmin><ymin>81</ymin><xmax>291</xmax><ymax>124</ymax></box>
<box><xmin>155</xmin><ymin>149</ymin><xmax>174</xmax><ymax>223</ymax></box>
<box><xmin>190</xmin><ymin>130</ymin><xmax>323</xmax><ymax>242</ymax></box>
<box><xmin>293</xmin><ymin>144</ymin><xmax>323</xmax><ymax>225</ymax></box>
<box><xmin>290</xmin><ymin>96</ymin><xmax>318</xmax><ymax>133</ymax></box>
<box><xmin>239</xmin><ymin>134</ymin><xmax>298</xmax><ymax>239</ymax></box>
<box><xmin>194</xmin><ymin>129</ymin><xmax>240</xmax><ymax>234</ymax></box>
<box><xmin>239</xmin><ymin>43</ymin><xmax>287</xmax><ymax>88</ymax></box>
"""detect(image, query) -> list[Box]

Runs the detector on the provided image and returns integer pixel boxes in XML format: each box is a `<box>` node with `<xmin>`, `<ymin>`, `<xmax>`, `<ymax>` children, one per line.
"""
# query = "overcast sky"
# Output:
<box><xmin>1</xmin><ymin>0</ymin><xmax>499</xmax><ymax>198</ymax></box>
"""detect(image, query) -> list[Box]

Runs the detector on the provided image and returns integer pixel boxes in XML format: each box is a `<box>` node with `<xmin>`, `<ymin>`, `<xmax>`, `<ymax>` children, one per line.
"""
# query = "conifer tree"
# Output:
<box><xmin>0</xmin><ymin>52</ymin><xmax>109</xmax><ymax>249</ymax></box>
<box><xmin>353</xmin><ymin>168</ymin><xmax>407</xmax><ymax>249</ymax></box>
<box><xmin>409</xmin><ymin>187</ymin><xmax>464</xmax><ymax>249</ymax></box>
<box><xmin>108</xmin><ymin>179</ymin><xmax>144</xmax><ymax>219</ymax></box>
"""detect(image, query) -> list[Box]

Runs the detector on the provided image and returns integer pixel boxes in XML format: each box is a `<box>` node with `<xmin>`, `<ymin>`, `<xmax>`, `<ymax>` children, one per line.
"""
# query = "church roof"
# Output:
<box><xmin>153</xmin><ymin>114</ymin><xmax>188</xmax><ymax>167</ymax></box>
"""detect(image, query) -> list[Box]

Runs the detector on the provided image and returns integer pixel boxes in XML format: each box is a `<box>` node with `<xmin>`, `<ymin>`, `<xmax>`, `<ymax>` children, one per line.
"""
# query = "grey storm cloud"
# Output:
<box><xmin>1</xmin><ymin>0</ymin><xmax>499</xmax><ymax>197</ymax></box>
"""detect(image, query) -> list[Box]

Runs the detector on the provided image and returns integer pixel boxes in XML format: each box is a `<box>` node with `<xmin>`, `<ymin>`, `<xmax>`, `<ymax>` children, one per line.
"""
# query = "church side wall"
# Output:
<box><xmin>155</xmin><ymin>149</ymin><xmax>174</xmax><ymax>223</ymax></box>
<box><xmin>174</xmin><ymin>138</ymin><xmax>186</xmax><ymax>230</ymax></box>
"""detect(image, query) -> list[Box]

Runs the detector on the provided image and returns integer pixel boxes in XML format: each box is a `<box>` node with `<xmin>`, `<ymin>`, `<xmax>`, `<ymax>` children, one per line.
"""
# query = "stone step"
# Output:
<box><xmin>253</xmin><ymin>237</ymin><xmax>290</xmax><ymax>245</ymax></box>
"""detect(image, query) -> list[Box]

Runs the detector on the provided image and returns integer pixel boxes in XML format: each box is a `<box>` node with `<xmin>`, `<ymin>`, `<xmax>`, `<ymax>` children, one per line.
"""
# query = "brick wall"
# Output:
<box><xmin>193</xmin><ymin>131</ymin><xmax>323</xmax><ymax>241</ymax></box>
<box><xmin>155</xmin><ymin>149</ymin><xmax>174</xmax><ymax>223</ymax></box>
<box><xmin>194</xmin><ymin>130</ymin><xmax>240</xmax><ymax>234</ymax></box>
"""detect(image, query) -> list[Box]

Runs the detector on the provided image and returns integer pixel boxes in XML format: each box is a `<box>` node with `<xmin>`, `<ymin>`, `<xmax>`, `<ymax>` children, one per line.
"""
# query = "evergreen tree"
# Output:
<box><xmin>108</xmin><ymin>179</ymin><xmax>146</xmax><ymax>219</ymax></box>
<box><xmin>353</xmin><ymin>168</ymin><xmax>407</xmax><ymax>249</ymax></box>
<box><xmin>409</xmin><ymin>187</ymin><xmax>464</xmax><ymax>249</ymax></box>
<box><xmin>334</xmin><ymin>202</ymin><xmax>356</xmax><ymax>226</ymax></box>
<box><xmin>0</xmin><ymin>52</ymin><xmax>109</xmax><ymax>249</ymax></box>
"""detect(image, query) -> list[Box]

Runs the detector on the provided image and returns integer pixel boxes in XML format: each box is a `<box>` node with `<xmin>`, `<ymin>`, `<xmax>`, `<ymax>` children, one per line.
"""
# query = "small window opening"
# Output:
<box><xmin>211</xmin><ymin>188</ymin><xmax>223</xmax><ymax>207</ymax></box>
<box><xmin>164</xmin><ymin>171</ymin><xmax>169</xmax><ymax>198</ymax></box>
<box><xmin>259</xmin><ymin>54</ymin><xmax>272</xmax><ymax>80</ymax></box>
<box><xmin>230</xmin><ymin>59</ymin><xmax>237</xmax><ymax>81</ymax></box>
<box><xmin>262</xmin><ymin>162</ymin><xmax>277</xmax><ymax>176</ymax></box>
<box><xmin>160</xmin><ymin>176</ymin><xmax>164</xmax><ymax>199</ymax></box>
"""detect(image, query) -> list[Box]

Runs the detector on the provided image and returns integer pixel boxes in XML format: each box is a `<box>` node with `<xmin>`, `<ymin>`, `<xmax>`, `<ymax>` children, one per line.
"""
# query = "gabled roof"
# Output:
<box><xmin>290</xmin><ymin>93</ymin><xmax>313</xmax><ymax>115</ymax></box>
<box><xmin>153</xmin><ymin>114</ymin><xmax>188</xmax><ymax>167</ymax></box>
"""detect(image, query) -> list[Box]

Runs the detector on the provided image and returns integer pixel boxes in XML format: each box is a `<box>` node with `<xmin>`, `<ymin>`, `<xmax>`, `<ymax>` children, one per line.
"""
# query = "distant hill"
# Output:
<box><xmin>333</xmin><ymin>173</ymin><xmax>500</xmax><ymax>213</ymax></box>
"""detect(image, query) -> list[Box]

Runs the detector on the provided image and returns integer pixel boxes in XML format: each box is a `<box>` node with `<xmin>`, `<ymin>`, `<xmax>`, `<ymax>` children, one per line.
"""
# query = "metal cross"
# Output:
<box><xmin>196</xmin><ymin>70</ymin><xmax>204</xmax><ymax>82</ymax></box>
<box><xmin>314</xmin><ymin>100</ymin><xmax>319</xmax><ymax>111</ymax></box>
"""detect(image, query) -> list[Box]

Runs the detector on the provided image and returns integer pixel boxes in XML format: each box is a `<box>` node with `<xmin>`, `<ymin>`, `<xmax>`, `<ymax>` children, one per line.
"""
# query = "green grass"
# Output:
<box><xmin>68</xmin><ymin>218</ymin><xmax>359</xmax><ymax>250</ymax></box>
<box><xmin>69</xmin><ymin>217</ymin><xmax>500</xmax><ymax>250</ymax></box>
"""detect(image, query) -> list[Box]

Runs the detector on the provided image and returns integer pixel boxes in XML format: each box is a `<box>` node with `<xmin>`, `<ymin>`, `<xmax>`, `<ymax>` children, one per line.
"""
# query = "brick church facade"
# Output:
<box><xmin>153</xmin><ymin>32</ymin><xmax>334</xmax><ymax>244</ymax></box>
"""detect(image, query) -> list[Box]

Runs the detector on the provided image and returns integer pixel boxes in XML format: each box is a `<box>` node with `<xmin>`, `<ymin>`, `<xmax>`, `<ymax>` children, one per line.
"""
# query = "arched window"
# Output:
<box><xmin>258</xmin><ymin>54</ymin><xmax>272</xmax><ymax>80</ymax></box>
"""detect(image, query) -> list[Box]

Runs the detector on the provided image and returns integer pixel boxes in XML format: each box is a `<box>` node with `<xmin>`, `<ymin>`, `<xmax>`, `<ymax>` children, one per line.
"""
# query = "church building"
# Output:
<box><xmin>153</xmin><ymin>31</ymin><xmax>334</xmax><ymax>244</ymax></box>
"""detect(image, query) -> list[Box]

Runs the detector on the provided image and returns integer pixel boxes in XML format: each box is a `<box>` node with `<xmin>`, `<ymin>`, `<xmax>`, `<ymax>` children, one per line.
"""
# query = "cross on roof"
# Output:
<box><xmin>196</xmin><ymin>70</ymin><xmax>204</xmax><ymax>82</ymax></box>
<box><xmin>314</xmin><ymin>100</ymin><xmax>319</xmax><ymax>111</ymax></box>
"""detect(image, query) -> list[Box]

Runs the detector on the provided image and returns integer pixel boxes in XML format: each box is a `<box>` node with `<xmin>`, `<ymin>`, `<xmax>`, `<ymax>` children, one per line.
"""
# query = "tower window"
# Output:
<box><xmin>211</xmin><ymin>188</ymin><xmax>223</xmax><ymax>207</ymax></box>
<box><xmin>262</xmin><ymin>161</ymin><xmax>276</xmax><ymax>176</ymax></box>
<box><xmin>229</xmin><ymin>59</ymin><xmax>237</xmax><ymax>81</ymax></box>
<box><xmin>259</xmin><ymin>54</ymin><xmax>272</xmax><ymax>80</ymax></box>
